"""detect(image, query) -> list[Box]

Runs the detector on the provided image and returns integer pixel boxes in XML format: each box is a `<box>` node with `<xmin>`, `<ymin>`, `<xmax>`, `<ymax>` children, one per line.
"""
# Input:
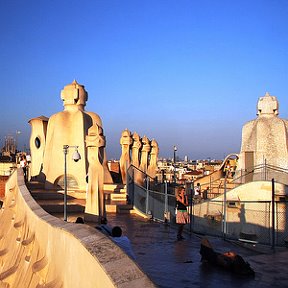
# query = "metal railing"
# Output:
<box><xmin>191</xmin><ymin>162</ymin><xmax>288</xmax><ymax>199</ymax></box>
<box><xmin>233</xmin><ymin>162</ymin><xmax>288</xmax><ymax>185</ymax></box>
<box><xmin>127</xmin><ymin>164</ymin><xmax>288</xmax><ymax>247</ymax></box>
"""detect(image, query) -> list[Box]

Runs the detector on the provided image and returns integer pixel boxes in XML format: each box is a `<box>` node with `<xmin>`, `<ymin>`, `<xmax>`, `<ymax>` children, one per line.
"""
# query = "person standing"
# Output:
<box><xmin>194</xmin><ymin>183</ymin><xmax>201</xmax><ymax>203</ymax></box>
<box><xmin>175</xmin><ymin>186</ymin><xmax>190</xmax><ymax>240</ymax></box>
<box><xmin>20</xmin><ymin>155</ymin><xmax>27</xmax><ymax>181</ymax></box>
<box><xmin>203</xmin><ymin>187</ymin><xmax>209</xmax><ymax>200</ymax></box>
<box><xmin>224</xmin><ymin>160</ymin><xmax>231</xmax><ymax>177</ymax></box>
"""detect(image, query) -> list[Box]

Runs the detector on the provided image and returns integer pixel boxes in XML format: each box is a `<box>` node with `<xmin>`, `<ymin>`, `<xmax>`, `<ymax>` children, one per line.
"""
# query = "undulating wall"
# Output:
<box><xmin>0</xmin><ymin>169</ymin><xmax>155</xmax><ymax>288</ymax></box>
<box><xmin>0</xmin><ymin>176</ymin><xmax>8</xmax><ymax>200</ymax></box>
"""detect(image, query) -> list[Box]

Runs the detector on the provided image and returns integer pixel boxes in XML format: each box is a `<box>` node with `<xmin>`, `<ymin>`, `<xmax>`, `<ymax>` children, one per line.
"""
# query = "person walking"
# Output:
<box><xmin>175</xmin><ymin>186</ymin><xmax>190</xmax><ymax>240</ymax></box>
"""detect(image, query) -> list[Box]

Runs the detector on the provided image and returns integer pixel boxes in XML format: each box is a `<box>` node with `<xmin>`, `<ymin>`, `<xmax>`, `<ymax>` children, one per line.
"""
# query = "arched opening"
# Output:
<box><xmin>56</xmin><ymin>174</ymin><xmax>79</xmax><ymax>189</ymax></box>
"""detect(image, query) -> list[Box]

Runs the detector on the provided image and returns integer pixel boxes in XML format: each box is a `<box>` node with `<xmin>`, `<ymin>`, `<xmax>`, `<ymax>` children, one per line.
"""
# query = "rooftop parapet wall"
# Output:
<box><xmin>0</xmin><ymin>169</ymin><xmax>155</xmax><ymax>288</ymax></box>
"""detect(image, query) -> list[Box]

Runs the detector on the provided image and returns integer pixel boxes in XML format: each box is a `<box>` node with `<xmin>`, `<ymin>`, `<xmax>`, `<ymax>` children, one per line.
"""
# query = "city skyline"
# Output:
<box><xmin>1</xmin><ymin>1</ymin><xmax>288</xmax><ymax>160</ymax></box>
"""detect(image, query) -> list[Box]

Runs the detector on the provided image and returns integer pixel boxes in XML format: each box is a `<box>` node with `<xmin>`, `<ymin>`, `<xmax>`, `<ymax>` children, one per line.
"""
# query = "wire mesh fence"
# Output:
<box><xmin>127</xmin><ymin>165</ymin><xmax>288</xmax><ymax>247</ymax></box>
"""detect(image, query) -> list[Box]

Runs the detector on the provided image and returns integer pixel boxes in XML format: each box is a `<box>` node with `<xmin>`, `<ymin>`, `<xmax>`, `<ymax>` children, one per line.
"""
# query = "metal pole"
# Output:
<box><xmin>173</xmin><ymin>146</ymin><xmax>177</xmax><ymax>183</ymax></box>
<box><xmin>126</xmin><ymin>160</ymin><xmax>129</xmax><ymax>203</ymax></box>
<box><xmin>209</xmin><ymin>175</ymin><xmax>212</xmax><ymax>192</ymax></box>
<box><xmin>223</xmin><ymin>175</ymin><xmax>227</xmax><ymax>239</ymax></box>
<box><xmin>264</xmin><ymin>159</ymin><xmax>267</xmax><ymax>181</ymax></box>
<box><xmin>63</xmin><ymin>145</ymin><xmax>68</xmax><ymax>222</ymax></box>
<box><xmin>164</xmin><ymin>181</ymin><xmax>168</xmax><ymax>221</ymax></box>
<box><xmin>271</xmin><ymin>178</ymin><xmax>275</xmax><ymax>250</ymax></box>
<box><xmin>130</xmin><ymin>165</ymin><xmax>134</xmax><ymax>205</ymax></box>
<box><xmin>189</xmin><ymin>181</ymin><xmax>194</xmax><ymax>234</ymax></box>
<box><xmin>145</xmin><ymin>175</ymin><xmax>149</xmax><ymax>214</ymax></box>
<box><xmin>164</xmin><ymin>181</ymin><xmax>168</xmax><ymax>212</ymax></box>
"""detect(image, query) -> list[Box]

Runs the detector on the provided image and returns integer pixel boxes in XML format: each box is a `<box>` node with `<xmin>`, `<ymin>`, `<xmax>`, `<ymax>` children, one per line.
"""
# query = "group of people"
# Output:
<box><xmin>194</xmin><ymin>183</ymin><xmax>209</xmax><ymax>202</ymax></box>
<box><xmin>175</xmin><ymin>185</ymin><xmax>254</xmax><ymax>276</ymax></box>
<box><xmin>74</xmin><ymin>187</ymin><xmax>253</xmax><ymax>277</ymax></box>
<box><xmin>75</xmin><ymin>217</ymin><xmax>136</xmax><ymax>260</ymax></box>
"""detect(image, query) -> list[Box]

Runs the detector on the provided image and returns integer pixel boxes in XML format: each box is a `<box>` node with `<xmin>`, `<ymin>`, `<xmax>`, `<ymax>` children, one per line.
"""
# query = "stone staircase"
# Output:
<box><xmin>207</xmin><ymin>177</ymin><xmax>238</xmax><ymax>198</ymax></box>
<box><xmin>31</xmin><ymin>191</ymin><xmax>86</xmax><ymax>214</ymax></box>
<box><xmin>104</xmin><ymin>183</ymin><xmax>134</xmax><ymax>214</ymax></box>
<box><xmin>27</xmin><ymin>181</ymin><xmax>134</xmax><ymax>218</ymax></box>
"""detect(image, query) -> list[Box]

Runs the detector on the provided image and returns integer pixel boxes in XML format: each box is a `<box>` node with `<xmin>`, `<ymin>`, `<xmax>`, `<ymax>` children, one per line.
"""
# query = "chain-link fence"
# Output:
<box><xmin>127</xmin><ymin>165</ymin><xmax>288</xmax><ymax>247</ymax></box>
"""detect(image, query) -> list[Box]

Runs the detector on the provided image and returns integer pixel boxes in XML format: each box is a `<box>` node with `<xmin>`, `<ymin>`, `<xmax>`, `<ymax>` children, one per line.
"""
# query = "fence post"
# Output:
<box><xmin>264</xmin><ymin>159</ymin><xmax>267</xmax><ymax>181</ymax></box>
<box><xmin>128</xmin><ymin>165</ymin><xmax>134</xmax><ymax>205</ymax></box>
<box><xmin>209</xmin><ymin>175</ymin><xmax>212</xmax><ymax>192</ymax></box>
<box><xmin>126</xmin><ymin>161</ymin><xmax>129</xmax><ymax>203</ymax></box>
<box><xmin>272</xmin><ymin>178</ymin><xmax>275</xmax><ymax>250</ymax></box>
<box><xmin>164</xmin><ymin>181</ymin><xmax>168</xmax><ymax>220</ymax></box>
<box><xmin>223</xmin><ymin>175</ymin><xmax>227</xmax><ymax>240</ymax></box>
<box><xmin>145</xmin><ymin>175</ymin><xmax>149</xmax><ymax>214</ymax></box>
<box><xmin>189</xmin><ymin>181</ymin><xmax>194</xmax><ymax>234</ymax></box>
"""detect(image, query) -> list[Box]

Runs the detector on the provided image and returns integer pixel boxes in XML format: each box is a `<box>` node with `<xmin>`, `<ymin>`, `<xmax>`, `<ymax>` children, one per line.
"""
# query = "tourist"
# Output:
<box><xmin>20</xmin><ymin>155</ymin><xmax>27</xmax><ymax>181</ymax></box>
<box><xmin>26</xmin><ymin>154</ymin><xmax>31</xmax><ymax>165</ymax></box>
<box><xmin>111</xmin><ymin>226</ymin><xmax>136</xmax><ymax>260</ymax></box>
<box><xmin>224</xmin><ymin>160</ymin><xmax>231</xmax><ymax>177</ymax></box>
<box><xmin>194</xmin><ymin>183</ymin><xmax>201</xmax><ymax>203</ymax></box>
<box><xmin>202</xmin><ymin>187</ymin><xmax>209</xmax><ymax>200</ymax></box>
<box><xmin>75</xmin><ymin>217</ymin><xmax>84</xmax><ymax>224</ymax></box>
<box><xmin>175</xmin><ymin>186</ymin><xmax>190</xmax><ymax>240</ymax></box>
<box><xmin>200</xmin><ymin>238</ymin><xmax>255</xmax><ymax>276</ymax></box>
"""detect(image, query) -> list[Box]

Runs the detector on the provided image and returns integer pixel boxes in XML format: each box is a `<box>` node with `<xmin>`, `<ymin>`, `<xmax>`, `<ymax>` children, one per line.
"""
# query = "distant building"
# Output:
<box><xmin>180</xmin><ymin>170</ymin><xmax>203</xmax><ymax>182</ymax></box>
<box><xmin>1</xmin><ymin>136</ymin><xmax>16</xmax><ymax>157</ymax></box>
<box><xmin>156</xmin><ymin>158</ymin><xmax>221</xmax><ymax>184</ymax></box>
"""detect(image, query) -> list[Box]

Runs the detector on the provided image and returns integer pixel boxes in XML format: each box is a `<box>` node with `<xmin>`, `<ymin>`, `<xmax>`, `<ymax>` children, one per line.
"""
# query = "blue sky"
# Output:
<box><xmin>1</xmin><ymin>0</ymin><xmax>288</xmax><ymax>160</ymax></box>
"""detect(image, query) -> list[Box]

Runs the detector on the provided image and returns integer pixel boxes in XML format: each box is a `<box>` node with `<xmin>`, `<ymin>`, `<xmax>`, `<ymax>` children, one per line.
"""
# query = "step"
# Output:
<box><xmin>104</xmin><ymin>183</ymin><xmax>126</xmax><ymax>193</ymax></box>
<box><xmin>106</xmin><ymin>204</ymin><xmax>133</xmax><ymax>214</ymax></box>
<box><xmin>105</xmin><ymin>200</ymin><xmax>132</xmax><ymax>213</ymax></box>
<box><xmin>38</xmin><ymin>203</ymin><xmax>85</xmax><ymax>214</ymax></box>
<box><xmin>116</xmin><ymin>204</ymin><xmax>133</xmax><ymax>214</ymax></box>
<box><xmin>36</xmin><ymin>198</ymin><xmax>86</xmax><ymax>205</ymax></box>
<box><xmin>31</xmin><ymin>191</ymin><xmax>67</xmax><ymax>200</ymax></box>
<box><xmin>105</xmin><ymin>200</ymin><xmax>126</xmax><ymax>212</ymax></box>
<box><xmin>31</xmin><ymin>190</ymin><xmax>86</xmax><ymax>200</ymax></box>
<box><xmin>26</xmin><ymin>181</ymin><xmax>45</xmax><ymax>190</ymax></box>
<box><xmin>106</xmin><ymin>204</ymin><xmax>117</xmax><ymax>213</ymax></box>
<box><xmin>110</xmin><ymin>193</ymin><xmax>127</xmax><ymax>201</ymax></box>
<box><xmin>36</xmin><ymin>199</ymin><xmax>85</xmax><ymax>213</ymax></box>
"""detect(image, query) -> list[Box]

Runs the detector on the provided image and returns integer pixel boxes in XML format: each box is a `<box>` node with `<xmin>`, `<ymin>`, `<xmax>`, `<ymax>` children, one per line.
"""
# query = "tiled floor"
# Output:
<box><xmin>29</xmin><ymin>181</ymin><xmax>288</xmax><ymax>287</ymax></box>
<box><xmin>94</xmin><ymin>213</ymin><xmax>288</xmax><ymax>288</ymax></box>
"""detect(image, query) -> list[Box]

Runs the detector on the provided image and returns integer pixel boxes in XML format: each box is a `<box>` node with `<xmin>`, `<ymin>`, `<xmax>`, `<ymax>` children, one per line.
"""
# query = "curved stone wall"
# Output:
<box><xmin>0</xmin><ymin>169</ymin><xmax>155</xmax><ymax>288</ymax></box>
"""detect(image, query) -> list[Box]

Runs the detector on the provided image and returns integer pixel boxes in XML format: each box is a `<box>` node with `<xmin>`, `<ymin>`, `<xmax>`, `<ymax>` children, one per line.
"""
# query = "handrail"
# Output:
<box><xmin>129</xmin><ymin>161</ymin><xmax>288</xmax><ymax>201</ymax></box>
<box><xmin>127</xmin><ymin>164</ymin><xmax>155</xmax><ymax>181</ymax></box>
<box><xmin>183</xmin><ymin>162</ymin><xmax>288</xmax><ymax>200</ymax></box>
<box><xmin>127</xmin><ymin>163</ymin><xmax>288</xmax><ymax>247</ymax></box>
<box><xmin>232</xmin><ymin>163</ymin><xmax>288</xmax><ymax>184</ymax></box>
